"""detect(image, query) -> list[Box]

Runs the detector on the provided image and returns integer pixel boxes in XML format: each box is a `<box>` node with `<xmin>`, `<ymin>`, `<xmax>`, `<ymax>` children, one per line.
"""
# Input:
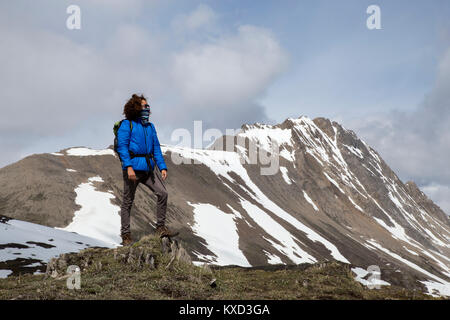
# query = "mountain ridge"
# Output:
<box><xmin>0</xmin><ymin>115</ymin><xmax>449</xmax><ymax>296</ymax></box>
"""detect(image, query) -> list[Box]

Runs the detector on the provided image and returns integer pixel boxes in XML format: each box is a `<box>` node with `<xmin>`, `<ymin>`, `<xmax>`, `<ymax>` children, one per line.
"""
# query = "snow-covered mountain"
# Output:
<box><xmin>0</xmin><ymin>116</ymin><xmax>449</xmax><ymax>296</ymax></box>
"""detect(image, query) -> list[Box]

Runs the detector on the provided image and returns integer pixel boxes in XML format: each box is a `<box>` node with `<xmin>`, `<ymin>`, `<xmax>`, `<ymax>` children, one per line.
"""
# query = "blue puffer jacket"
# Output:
<box><xmin>117</xmin><ymin>119</ymin><xmax>167</xmax><ymax>172</ymax></box>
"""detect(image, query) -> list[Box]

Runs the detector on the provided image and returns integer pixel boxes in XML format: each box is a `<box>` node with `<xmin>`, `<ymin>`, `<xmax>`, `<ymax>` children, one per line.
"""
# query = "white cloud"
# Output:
<box><xmin>0</xmin><ymin>26</ymin><xmax>107</xmax><ymax>135</ymax></box>
<box><xmin>172</xmin><ymin>4</ymin><xmax>217</xmax><ymax>32</ymax></box>
<box><xmin>81</xmin><ymin>0</ymin><xmax>145</xmax><ymax>15</ymax></box>
<box><xmin>171</xmin><ymin>25</ymin><xmax>288</xmax><ymax>109</ymax></box>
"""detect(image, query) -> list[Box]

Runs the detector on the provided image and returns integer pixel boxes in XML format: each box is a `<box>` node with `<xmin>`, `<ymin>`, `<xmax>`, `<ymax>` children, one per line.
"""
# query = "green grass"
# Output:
<box><xmin>0</xmin><ymin>235</ymin><xmax>438</xmax><ymax>300</ymax></box>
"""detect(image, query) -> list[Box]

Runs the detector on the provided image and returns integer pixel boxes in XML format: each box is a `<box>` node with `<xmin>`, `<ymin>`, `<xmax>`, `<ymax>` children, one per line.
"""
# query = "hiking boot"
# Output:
<box><xmin>155</xmin><ymin>225</ymin><xmax>179</xmax><ymax>238</ymax></box>
<box><xmin>121</xmin><ymin>232</ymin><xmax>133</xmax><ymax>246</ymax></box>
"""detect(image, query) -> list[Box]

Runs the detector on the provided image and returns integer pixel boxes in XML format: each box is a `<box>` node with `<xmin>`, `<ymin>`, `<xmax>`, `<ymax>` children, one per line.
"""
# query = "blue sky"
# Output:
<box><xmin>233</xmin><ymin>0</ymin><xmax>448</xmax><ymax>120</ymax></box>
<box><xmin>0</xmin><ymin>0</ymin><xmax>449</xmax><ymax>213</ymax></box>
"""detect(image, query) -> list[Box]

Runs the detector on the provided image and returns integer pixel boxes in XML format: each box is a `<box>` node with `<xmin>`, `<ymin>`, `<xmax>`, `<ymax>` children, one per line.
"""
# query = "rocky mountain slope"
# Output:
<box><xmin>0</xmin><ymin>116</ymin><xmax>449</xmax><ymax>296</ymax></box>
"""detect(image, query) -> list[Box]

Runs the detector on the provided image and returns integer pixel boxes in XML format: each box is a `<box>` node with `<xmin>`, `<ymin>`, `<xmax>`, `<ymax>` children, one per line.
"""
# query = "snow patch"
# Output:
<box><xmin>323</xmin><ymin>172</ymin><xmax>345</xmax><ymax>194</ymax></box>
<box><xmin>66</xmin><ymin>147</ymin><xmax>115</xmax><ymax>157</ymax></box>
<box><xmin>348</xmin><ymin>196</ymin><xmax>364</xmax><ymax>212</ymax></box>
<box><xmin>352</xmin><ymin>267</ymin><xmax>390</xmax><ymax>287</ymax></box>
<box><xmin>240</xmin><ymin>199</ymin><xmax>316</xmax><ymax>264</ymax></box>
<box><xmin>238</xmin><ymin>125</ymin><xmax>295</xmax><ymax>162</ymax></box>
<box><xmin>0</xmin><ymin>270</ymin><xmax>12</xmax><ymax>278</ymax></box>
<box><xmin>402</xmin><ymin>246</ymin><xmax>419</xmax><ymax>256</ymax></box>
<box><xmin>263</xmin><ymin>250</ymin><xmax>283</xmax><ymax>265</ymax></box>
<box><xmin>343</xmin><ymin>145</ymin><xmax>364</xmax><ymax>158</ymax></box>
<box><xmin>59</xmin><ymin>176</ymin><xmax>121</xmax><ymax>246</ymax></box>
<box><xmin>303</xmin><ymin>191</ymin><xmax>319</xmax><ymax>211</ymax></box>
<box><xmin>0</xmin><ymin>218</ymin><xmax>111</xmax><ymax>278</ymax></box>
<box><xmin>420</xmin><ymin>280</ymin><xmax>450</xmax><ymax>297</ymax></box>
<box><xmin>279</xmin><ymin>167</ymin><xmax>293</xmax><ymax>185</ymax></box>
<box><xmin>423</xmin><ymin>228</ymin><xmax>450</xmax><ymax>248</ymax></box>
<box><xmin>188</xmin><ymin>202</ymin><xmax>250</xmax><ymax>267</ymax></box>
<box><xmin>366</xmin><ymin>239</ymin><xmax>450</xmax><ymax>297</ymax></box>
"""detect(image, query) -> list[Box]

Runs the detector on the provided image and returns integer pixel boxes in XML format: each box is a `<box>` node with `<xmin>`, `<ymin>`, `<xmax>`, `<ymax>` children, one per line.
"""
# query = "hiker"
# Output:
<box><xmin>116</xmin><ymin>94</ymin><xmax>178</xmax><ymax>246</ymax></box>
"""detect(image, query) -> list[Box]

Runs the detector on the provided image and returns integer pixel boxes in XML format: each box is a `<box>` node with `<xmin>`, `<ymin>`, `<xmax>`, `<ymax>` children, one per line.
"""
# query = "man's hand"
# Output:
<box><xmin>127</xmin><ymin>167</ymin><xmax>136</xmax><ymax>181</ymax></box>
<box><xmin>161</xmin><ymin>169</ymin><xmax>167</xmax><ymax>181</ymax></box>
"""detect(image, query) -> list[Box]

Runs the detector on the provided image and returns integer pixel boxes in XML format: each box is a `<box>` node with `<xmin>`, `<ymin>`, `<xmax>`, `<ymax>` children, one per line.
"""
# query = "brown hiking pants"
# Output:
<box><xmin>120</xmin><ymin>169</ymin><xmax>168</xmax><ymax>235</ymax></box>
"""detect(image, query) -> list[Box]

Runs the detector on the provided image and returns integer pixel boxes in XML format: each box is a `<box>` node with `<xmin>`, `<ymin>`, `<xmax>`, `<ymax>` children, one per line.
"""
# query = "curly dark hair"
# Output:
<box><xmin>123</xmin><ymin>94</ymin><xmax>147</xmax><ymax>120</ymax></box>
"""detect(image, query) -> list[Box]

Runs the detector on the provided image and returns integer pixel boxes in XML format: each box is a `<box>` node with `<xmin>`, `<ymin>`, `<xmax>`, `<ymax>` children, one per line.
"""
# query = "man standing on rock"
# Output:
<box><xmin>117</xmin><ymin>94</ymin><xmax>178</xmax><ymax>246</ymax></box>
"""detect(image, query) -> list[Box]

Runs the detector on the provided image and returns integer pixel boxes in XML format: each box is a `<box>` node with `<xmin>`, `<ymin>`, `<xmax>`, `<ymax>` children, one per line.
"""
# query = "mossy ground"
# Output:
<box><xmin>0</xmin><ymin>235</ymin><xmax>438</xmax><ymax>300</ymax></box>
